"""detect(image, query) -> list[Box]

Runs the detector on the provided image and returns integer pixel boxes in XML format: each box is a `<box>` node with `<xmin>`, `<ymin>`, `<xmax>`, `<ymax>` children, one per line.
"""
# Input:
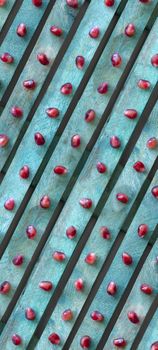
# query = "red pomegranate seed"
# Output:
<box><xmin>53</xmin><ymin>251</ymin><xmax>66</xmax><ymax>262</ymax></box>
<box><xmin>151</xmin><ymin>54</ymin><xmax>158</xmax><ymax>67</ymax></box>
<box><xmin>97</xmin><ymin>82</ymin><xmax>108</xmax><ymax>94</ymax></box>
<box><xmin>0</xmin><ymin>281</ymin><xmax>11</xmax><ymax>294</ymax></box>
<box><xmin>76</xmin><ymin>56</ymin><xmax>85</xmax><ymax>69</ymax></box>
<box><xmin>105</xmin><ymin>0</ymin><xmax>114</xmax><ymax>6</ymax></box>
<box><xmin>54</xmin><ymin>165</ymin><xmax>67</xmax><ymax>175</ymax></box>
<box><xmin>0</xmin><ymin>0</ymin><xmax>7</xmax><ymax>6</ymax></box>
<box><xmin>91</xmin><ymin>310</ymin><xmax>104</xmax><ymax>322</ymax></box>
<box><xmin>152</xmin><ymin>186</ymin><xmax>158</xmax><ymax>198</ymax></box>
<box><xmin>71</xmin><ymin>134</ymin><xmax>81</xmax><ymax>148</ymax></box>
<box><xmin>48</xmin><ymin>333</ymin><xmax>60</xmax><ymax>345</ymax></box>
<box><xmin>10</xmin><ymin>106</ymin><xmax>23</xmax><ymax>118</ymax></box>
<box><xmin>12</xmin><ymin>334</ymin><xmax>22</xmax><ymax>346</ymax></box>
<box><xmin>4</xmin><ymin>198</ymin><xmax>15</xmax><ymax>211</ymax></box>
<box><xmin>111</xmin><ymin>52</ymin><xmax>122</xmax><ymax>67</ymax></box>
<box><xmin>46</xmin><ymin>107</ymin><xmax>59</xmax><ymax>118</ymax></box>
<box><xmin>62</xmin><ymin>309</ymin><xmax>73</xmax><ymax>321</ymax></box>
<box><xmin>80</xmin><ymin>336</ymin><xmax>91</xmax><ymax>349</ymax></box>
<box><xmin>85</xmin><ymin>253</ymin><xmax>96</xmax><ymax>265</ymax></box>
<box><xmin>96</xmin><ymin>162</ymin><xmax>107</xmax><ymax>173</ymax></box>
<box><xmin>66</xmin><ymin>0</ymin><xmax>78</xmax><ymax>8</ymax></box>
<box><xmin>100</xmin><ymin>226</ymin><xmax>111</xmax><ymax>240</ymax></box>
<box><xmin>50</xmin><ymin>25</ymin><xmax>63</xmax><ymax>36</ymax></box>
<box><xmin>66</xmin><ymin>226</ymin><xmax>77</xmax><ymax>239</ymax></box>
<box><xmin>116</xmin><ymin>193</ymin><xmax>129</xmax><ymax>204</ymax></box>
<box><xmin>25</xmin><ymin>307</ymin><xmax>36</xmax><ymax>320</ymax></box>
<box><xmin>122</xmin><ymin>252</ymin><xmax>133</xmax><ymax>265</ymax></box>
<box><xmin>140</xmin><ymin>283</ymin><xmax>153</xmax><ymax>294</ymax></box>
<box><xmin>138</xmin><ymin>224</ymin><xmax>148</xmax><ymax>238</ymax></box>
<box><xmin>26</xmin><ymin>225</ymin><xmax>37</xmax><ymax>239</ymax></box>
<box><xmin>147</xmin><ymin>137</ymin><xmax>158</xmax><ymax>149</ymax></box>
<box><xmin>85</xmin><ymin>109</ymin><xmax>96</xmax><ymax>122</ymax></box>
<box><xmin>151</xmin><ymin>342</ymin><xmax>158</xmax><ymax>350</ymax></box>
<box><xmin>12</xmin><ymin>255</ymin><xmax>24</xmax><ymax>266</ymax></box>
<box><xmin>133</xmin><ymin>161</ymin><xmax>145</xmax><ymax>172</ymax></box>
<box><xmin>60</xmin><ymin>82</ymin><xmax>72</xmax><ymax>95</ymax></box>
<box><xmin>19</xmin><ymin>165</ymin><xmax>30</xmax><ymax>179</ymax></box>
<box><xmin>37</xmin><ymin>53</ymin><xmax>49</xmax><ymax>65</ymax></box>
<box><xmin>0</xmin><ymin>52</ymin><xmax>14</xmax><ymax>63</ymax></box>
<box><xmin>0</xmin><ymin>134</ymin><xmax>9</xmax><ymax>147</ymax></box>
<box><xmin>89</xmin><ymin>26</ymin><xmax>100</xmax><ymax>38</ymax></box>
<box><xmin>107</xmin><ymin>281</ymin><xmax>117</xmax><ymax>295</ymax></box>
<box><xmin>113</xmin><ymin>338</ymin><xmax>127</xmax><ymax>347</ymax></box>
<box><xmin>79</xmin><ymin>198</ymin><xmax>92</xmax><ymax>209</ymax></box>
<box><xmin>110</xmin><ymin>135</ymin><xmax>121</xmax><ymax>148</ymax></box>
<box><xmin>23</xmin><ymin>80</ymin><xmax>36</xmax><ymax>90</ymax></box>
<box><xmin>74</xmin><ymin>278</ymin><xmax>84</xmax><ymax>291</ymax></box>
<box><xmin>137</xmin><ymin>79</ymin><xmax>150</xmax><ymax>90</ymax></box>
<box><xmin>34</xmin><ymin>132</ymin><xmax>45</xmax><ymax>145</ymax></box>
<box><xmin>16</xmin><ymin>23</ymin><xmax>27</xmax><ymax>37</ymax></box>
<box><xmin>128</xmin><ymin>311</ymin><xmax>139</xmax><ymax>324</ymax></box>
<box><xmin>139</xmin><ymin>0</ymin><xmax>151</xmax><ymax>3</ymax></box>
<box><xmin>40</xmin><ymin>195</ymin><xmax>51</xmax><ymax>209</ymax></box>
<box><xmin>39</xmin><ymin>281</ymin><xmax>53</xmax><ymax>291</ymax></box>
<box><xmin>32</xmin><ymin>0</ymin><xmax>42</xmax><ymax>6</ymax></box>
<box><xmin>125</xmin><ymin>23</ymin><xmax>135</xmax><ymax>37</ymax></box>
<box><xmin>124</xmin><ymin>109</ymin><xmax>138</xmax><ymax>119</ymax></box>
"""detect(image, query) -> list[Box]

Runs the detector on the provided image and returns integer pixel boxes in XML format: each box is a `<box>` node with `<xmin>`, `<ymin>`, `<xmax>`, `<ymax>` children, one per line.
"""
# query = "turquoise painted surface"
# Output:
<box><xmin>0</xmin><ymin>0</ymin><xmax>15</xmax><ymax>31</ymax></box>
<box><xmin>138</xmin><ymin>310</ymin><xmax>158</xmax><ymax>350</ymax></box>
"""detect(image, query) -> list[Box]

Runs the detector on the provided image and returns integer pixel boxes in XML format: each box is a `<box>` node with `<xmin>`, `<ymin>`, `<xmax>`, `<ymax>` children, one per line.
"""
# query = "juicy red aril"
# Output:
<box><xmin>53</xmin><ymin>251</ymin><xmax>66</xmax><ymax>262</ymax></box>
<box><xmin>46</xmin><ymin>107</ymin><xmax>59</xmax><ymax>118</ymax></box>
<box><xmin>12</xmin><ymin>255</ymin><xmax>24</xmax><ymax>266</ymax></box>
<box><xmin>50</xmin><ymin>25</ymin><xmax>63</xmax><ymax>36</ymax></box>
<box><xmin>48</xmin><ymin>333</ymin><xmax>60</xmax><ymax>345</ymax></box>
<box><xmin>124</xmin><ymin>109</ymin><xmax>137</xmax><ymax>119</ymax></box>
<box><xmin>26</xmin><ymin>225</ymin><xmax>37</xmax><ymax>239</ymax></box>
<box><xmin>128</xmin><ymin>311</ymin><xmax>139</xmax><ymax>324</ymax></box>
<box><xmin>0</xmin><ymin>281</ymin><xmax>11</xmax><ymax>294</ymax></box>
<box><xmin>147</xmin><ymin>137</ymin><xmax>158</xmax><ymax>149</ymax></box>
<box><xmin>76</xmin><ymin>56</ymin><xmax>85</xmax><ymax>69</ymax></box>
<box><xmin>62</xmin><ymin>309</ymin><xmax>73</xmax><ymax>321</ymax></box>
<box><xmin>140</xmin><ymin>283</ymin><xmax>153</xmax><ymax>294</ymax></box>
<box><xmin>111</xmin><ymin>52</ymin><xmax>122</xmax><ymax>67</ymax></box>
<box><xmin>0</xmin><ymin>0</ymin><xmax>6</xmax><ymax>6</ymax></box>
<box><xmin>74</xmin><ymin>278</ymin><xmax>84</xmax><ymax>291</ymax></box>
<box><xmin>34</xmin><ymin>132</ymin><xmax>45</xmax><ymax>145</ymax></box>
<box><xmin>19</xmin><ymin>165</ymin><xmax>30</xmax><ymax>179</ymax></box>
<box><xmin>139</xmin><ymin>0</ymin><xmax>151</xmax><ymax>3</ymax></box>
<box><xmin>66</xmin><ymin>226</ymin><xmax>77</xmax><ymax>239</ymax></box>
<box><xmin>25</xmin><ymin>307</ymin><xmax>36</xmax><ymax>320</ymax></box>
<box><xmin>85</xmin><ymin>253</ymin><xmax>96</xmax><ymax>265</ymax></box>
<box><xmin>151</xmin><ymin>342</ymin><xmax>158</xmax><ymax>350</ymax></box>
<box><xmin>138</xmin><ymin>224</ymin><xmax>148</xmax><ymax>238</ymax></box>
<box><xmin>0</xmin><ymin>52</ymin><xmax>14</xmax><ymax>63</ymax></box>
<box><xmin>79</xmin><ymin>198</ymin><xmax>92</xmax><ymax>209</ymax></box>
<box><xmin>107</xmin><ymin>281</ymin><xmax>117</xmax><ymax>295</ymax></box>
<box><xmin>85</xmin><ymin>109</ymin><xmax>96</xmax><ymax>122</ymax></box>
<box><xmin>71</xmin><ymin>134</ymin><xmax>81</xmax><ymax>148</ymax></box>
<box><xmin>137</xmin><ymin>79</ymin><xmax>150</xmax><ymax>90</ymax></box>
<box><xmin>37</xmin><ymin>53</ymin><xmax>49</xmax><ymax>65</ymax></box>
<box><xmin>125</xmin><ymin>23</ymin><xmax>135</xmax><ymax>37</ymax></box>
<box><xmin>39</xmin><ymin>281</ymin><xmax>53</xmax><ymax>291</ymax></box>
<box><xmin>100</xmin><ymin>226</ymin><xmax>111</xmax><ymax>240</ymax></box>
<box><xmin>32</xmin><ymin>0</ymin><xmax>42</xmax><ymax>6</ymax></box>
<box><xmin>151</xmin><ymin>54</ymin><xmax>158</xmax><ymax>67</ymax></box>
<box><xmin>40</xmin><ymin>195</ymin><xmax>51</xmax><ymax>209</ymax></box>
<box><xmin>89</xmin><ymin>26</ymin><xmax>100</xmax><ymax>38</ymax></box>
<box><xmin>91</xmin><ymin>310</ymin><xmax>104</xmax><ymax>322</ymax></box>
<box><xmin>122</xmin><ymin>252</ymin><xmax>133</xmax><ymax>265</ymax></box>
<box><xmin>12</xmin><ymin>334</ymin><xmax>22</xmax><ymax>346</ymax></box>
<box><xmin>97</xmin><ymin>82</ymin><xmax>108</xmax><ymax>94</ymax></box>
<box><xmin>105</xmin><ymin>0</ymin><xmax>114</xmax><ymax>6</ymax></box>
<box><xmin>152</xmin><ymin>186</ymin><xmax>158</xmax><ymax>199</ymax></box>
<box><xmin>60</xmin><ymin>83</ymin><xmax>72</xmax><ymax>95</ymax></box>
<box><xmin>23</xmin><ymin>80</ymin><xmax>36</xmax><ymax>90</ymax></box>
<box><xmin>4</xmin><ymin>198</ymin><xmax>15</xmax><ymax>211</ymax></box>
<box><xmin>113</xmin><ymin>338</ymin><xmax>127</xmax><ymax>347</ymax></box>
<box><xmin>80</xmin><ymin>336</ymin><xmax>91</xmax><ymax>349</ymax></box>
<box><xmin>10</xmin><ymin>106</ymin><xmax>23</xmax><ymax>118</ymax></box>
<box><xmin>116</xmin><ymin>193</ymin><xmax>129</xmax><ymax>204</ymax></box>
<box><xmin>110</xmin><ymin>135</ymin><xmax>121</xmax><ymax>148</ymax></box>
<box><xmin>54</xmin><ymin>165</ymin><xmax>67</xmax><ymax>175</ymax></box>
<box><xmin>96</xmin><ymin>162</ymin><xmax>107</xmax><ymax>173</ymax></box>
<box><xmin>0</xmin><ymin>134</ymin><xmax>9</xmax><ymax>147</ymax></box>
<box><xmin>66</xmin><ymin>0</ymin><xmax>78</xmax><ymax>8</ymax></box>
<box><xmin>16</xmin><ymin>23</ymin><xmax>27</xmax><ymax>37</ymax></box>
<box><xmin>133</xmin><ymin>161</ymin><xmax>145</xmax><ymax>172</ymax></box>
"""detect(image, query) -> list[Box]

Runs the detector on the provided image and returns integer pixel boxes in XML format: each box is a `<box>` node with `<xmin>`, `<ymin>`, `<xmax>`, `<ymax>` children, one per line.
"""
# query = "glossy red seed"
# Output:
<box><xmin>0</xmin><ymin>281</ymin><xmax>11</xmax><ymax>294</ymax></box>
<box><xmin>48</xmin><ymin>333</ymin><xmax>60</xmax><ymax>345</ymax></box>
<box><xmin>16</xmin><ymin>23</ymin><xmax>27</xmax><ymax>37</ymax></box>
<box><xmin>89</xmin><ymin>26</ymin><xmax>100</xmax><ymax>38</ymax></box>
<box><xmin>107</xmin><ymin>281</ymin><xmax>117</xmax><ymax>295</ymax></box>
<box><xmin>137</xmin><ymin>79</ymin><xmax>150</xmax><ymax>90</ymax></box>
<box><xmin>66</xmin><ymin>226</ymin><xmax>77</xmax><ymax>239</ymax></box>
<box><xmin>105</xmin><ymin>0</ymin><xmax>114</xmax><ymax>6</ymax></box>
<box><xmin>85</xmin><ymin>253</ymin><xmax>96</xmax><ymax>265</ymax></box>
<box><xmin>4</xmin><ymin>198</ymin><xmax>15</xmax><ymax>211</ymax></box>
<box><xmin>12</xmin><ymin>255</ymin><xmax>24</xmax><ymax>266</ymax></box>
<box><xmin>147</xmin><ymin>137</ymin><xmax>158</xmax><ymax>149</ymax></box>
<box><xmin>85</xmin><ymin>109</ymin><xmax>96</xmax><ymax>122</ymax></box>
<box><xmin>133</xmin><ymin>161</ymin><xmax>145</xmax><ymax>172</ymax></box>
<box><xmin>151</xmin><ymin>54</ymin><xmax>158</xmax><ymax>67</ymax></box>
<box><xmin>128</xmin><ymin>311</ymin><xmax>139</xmax><ymax>324</ymax></box>
<box><xmin>100</xmin><ymin>226</ymin><xmax>111</xmax><ymax>240</ymax></box>
<box><xmin>151</xmin><ymin>342</ymin><xmax>158</xmax><ymax>350</ymax></box>
<box><xmin>10</xmin><ymin>106</ymin><xmax>23</xmax><ymax>118</ymax></box>
<box><xmin>60</xmin><ymin>82</ymin><xmax>72</xmax><ymax>95</ymax></box>
<box><xmin>26</xmin><ymin>225</ymin><xmax>37</xmax><ymax>239</ymax></box>
<box><xmin>23</xmin><ymin>80</ymin><xmax>36</xmax><ymax>90</ymax></box>
<box><xmin>138</xmin><ymin>224</ymin><xmax>148</xmax><ymax>238</ymax></box>
<box><xmin>39</xmin><ymin>281</ymin><xmax>53</xmax><ymax>291</ymax></box>
<box><xmin>113</xmin><ymin>338</ymin><xmax>127</xmax><ymax>347</ymax></box>
<box><xmin>152</xmin><ymin>186</ymin><xmax>158</xmax><ymax>199</ymax></box>
<box><xmin>0</xmin><ymin>134</ymin><xmax>9</xmax><ymax>147</ymax></box>
<box><xmin>71</xmin><ymin>134</ymin><xmax>81</xmax><ymax>148</ymax></box>
<box><xmin>74</xmin><ymin>278</ymin><xmax>84</xmax><ymax>291</ymax></box>
<box><xmin>116</xmin><ymin>193</ymin><xmax>129</xmax><ymax>204</ymax></box>
<box><xmin>139</xmin><ymin>0</ymin><xmax>151</xmax><ymax>3</ymax></box>
<box><xmin>0</xmin><ymin>0</ymin><xmax>7</xmax><ymax>6</ymax></box>
<box><xmin>66</xmin><ymin>0</ymin><xmax>78</xmax><ymax>8</ymax></box>
<box><xmin>124</xmin><ymin>109</ymin><xmax>138</xmax><ymax>119</ymax></box>
<box><xmin>110</xmin><ymin>135</ymin><xmax>121</xmax><ymax>148</ymax></box>
<box><xmin>111</xmin><ymin>52</ymin><xmax>122</xmax><ymax>67</ymax></box>
<box><xmin>32</xmin><ymin>0</ymin><xmax>42</xmax><ymax>6</ymax></box>
<box><xmin>19</xmin><ymin>165</ymin><xmax>30</xmax><ymax>179</ymax></box>
<box><xmin>97</xmin><ymin>82</ymin><xmax>108</xmax><ymax>94</ymax></box>
<box><xmin>0</xmin><ymin>52</ymin><xmax>14</xmax><ymax>63</ymax></box>
<box><xmin>122</xmin><ymin>252</ymin><xmax>133</xmax><ymax>265</ymax></box>
<box><xmin>25</xmin><ymin>307</ymin><xmax>36</xmax><ymax>320</ymax></box>
<box><xmin>140</xmin><ymin>283</ymin><xmax>153</xmax><ymax>294</ymax></box>
<box><xmin>125</xmin><ymin>23</ymin><xmax>135</xmax><ymax>37</ymax></box>
<box><xmin>80</xmin><ymin>336</ymin><xmax>91</xmax><ymax>349</ymax></box>
<box><xmin>34</xmin><ymin>132</ymin><xmax>45</xmax><ymax>145</ymax></box>
<box><xmin>40</xmin><ymin>195</ymin><xmax>51</xmax><ymax>209</ymax></box>
<box><xmin>91</xmin><ymin>310</ymin><xmax>104</xmax><ymax>322</ymax></box>
<box><xmin>79</xmin><ymin>198</ymin><xmax>92</xmax><ymax>209</ymax></box>
<box><xmin>53</xmin><ymin>251</ymin><xmax>66</xmax><ymax>262</ymax></box>
<box><xmin>76</xmin><ymin>55</ymin><xmax>85</xmax><ymax>69</ymax></box>
<box><xmin>50</xmin><ymin>25</ymin><xmax>63</xmax><ymax>36</ymax></box>
<box><xmin>46</xmin><ymin>107</ymin><xmax>59</xmax><ymax>118</ymax></box>
<box><xmin>12</xmin><ymin>334</ymin><xmax>22</xmax><ymax>346</ymax></box>
<box><xmin>54</xmin><ymin>165</ymin><xmax>67</xmax><ymax>175</ymax></box>
<box><xmin>96</xmin><ymin>162</ymin><xmax>107</xmax><ymax>173</ymax></box>
<box><xmin>37</xmin><ymin>53</ymin><xmax>49</xmax><ymax>65</ymax></box>
<box><xmin>62</xmin><ymin>309</ymin><xmax>73</xmax><ymax>321</ymax></box>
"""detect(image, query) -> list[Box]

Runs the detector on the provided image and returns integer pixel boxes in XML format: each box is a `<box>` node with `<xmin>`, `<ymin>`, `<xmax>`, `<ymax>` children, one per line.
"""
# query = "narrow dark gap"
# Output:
<box><xmin>0</xmin><ymin>0</ymin><xmax>24</xmax><ymax>45</ymax></box>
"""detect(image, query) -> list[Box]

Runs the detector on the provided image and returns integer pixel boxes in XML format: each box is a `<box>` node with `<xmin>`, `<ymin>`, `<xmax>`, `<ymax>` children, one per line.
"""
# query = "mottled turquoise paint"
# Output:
<box><xmin>0</xmin><ymin>0</ymin><xmax>15</xmax><ymax>31</ymax></box>
<box><xmin>138</xmin><ymin>310</ymin><xmax>158</xmax><ymax>350</ymax></box>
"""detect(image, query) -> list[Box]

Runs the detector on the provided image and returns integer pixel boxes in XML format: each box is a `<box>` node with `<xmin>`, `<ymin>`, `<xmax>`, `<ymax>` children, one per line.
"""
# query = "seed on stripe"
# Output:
<box><xmin>19</xmin><ymin>165</ymin><xmax>30</xmax><ymax>179</ymax></box>
<box><xmin>89</xmin><ymin>26</ymin><xmax>100</xmax><ymax>38</ymax></box>
<box><xmin>113</xmin><ymin>338</ymin><xmax>127</xmax><ymax>347</ymax></box>
<box><xmin>0</xmin><ymin>134</ymin><xmax>9</xmax><ymax>147</ymax></box>
<box><xmin>111</xmin><ymin>52</ymin><xmax>122</xmax><ymax>67</ymax></box>
<box><xmin>26</xmin><ymin>225</ymin><xmax>37</xmax><ymax>239</ymax></box>
<box><xmin>76</xmin><ymin>56</ymin><xmax>85</xmax><ymax>69</ymax></box>
<box><xmin>53</xmin><ymin>251</ymin><xmax>66</xmax><ymax>262</ymax></box>
<box><xmin>140</xmin><ymin>283</ymin><xmax>153</xmax><ymax>294</ymax></box>
<box><xmin>40</xmin><ymin>195</ymin><xmax>51</xmax><ymax>209</ymax></box>
<box><xmin>37</xmin><ymin>53</ymin><xmax>49</xmax><ymax>65</ymax></box>
<box><xmin>12</xmin><ymin>255</ymin><xmax>24</xmax><ymax>266</ymax></box>
<box><xmin>62</xmin><ymin>309</ymin><xmax>73</xmax><ymax>321</ymax></box>
<box><xmin>25</xmin><ymin>307</ymin><xmax>36</xmax><ymax>320</ymax></box>
<box><xmin>91</xmin><ymin>310</ymin><xmax>104</xmax><ymax>322</ymax></box>
<box><xmin>0</xmin><ymin>281</ymin><xmax>11</xmax><ymax>294</ymax></box>
<box><xmin>74</xmin><ymin>278</ymin><xmax>84</xmax><ymax>291</ymax></box>
<box><xmin>17</xmin><ymin>23</ymin><xmax>27</xmax><ymax>37</ymax></box>
<box><xmin>97</xmin><ymin>82</ymin><xmax>108</xmax><ymax>94</ymax></box>
<box><xmin>54</xmin><ymin>165</ymin><xmax>68</xmax><ymax>175</ymax></box>
<box><xmin>79</xmin><ymin>198</ymin><xmax>92</xmax><ymax>209</ymax></box>
<box><xmin>127</xmin><ymin>311</ymin><xmax>139</xmax><ymax>324</ymax></box>
<box><xmin>39</xmin><ymin>281</ymin><xmax>53</xmax><ymax>291</ymax></box>
<box><xmin>23</xmin><ymin>80</ymin><xmax>36</xmax><ymax>90</ymax></box>
<box><xmin>107</xmin><ymin>281</ymin><xmax>117</xmax><ymax>295</ymax></box>
<box><xmin>85</xmin><ymin>109</ymin><xmax>96</xmax><ymax>122</ymax></box>
<box><xmin>11</xmin><ymin>106</ymin><xmax>23</xmax><ymax>118</ymax></box>
<box><xmin>34</xmin><ymin>132</ymin><xmax>45</xmax><ymax>145</ymax></box>
<box><xmin>122</xmin><ymin>252</ymin><xmax>133</xmax><ymax>265</ymax></box>
<box><xmin>138</xmin><ymin>224</ymin><xmax>148</xmax><ymax>238</ymax></box>
<box><xmin>66</xmin><ymin>226</ymin><xmax>77</xmax><ymax>239</ymax></box>
<box><xmin>85</xmin><ymin>253</ymin><xmax>96</xmax><ymax>265</ymax></box>
<box><xmin>80</xmin><ymin>336</ymin><xmax>91</xmax><ymax>349</ymax></box>
<box><xmin>0</xmin><ymin>52</ymin><xmax>14</xmax><ymax>63</ymax></box>
<box><xmin>116</xmin><ymin>193</ymin><xmax>129</xmax><ymax>204</ymax></box>
<box><xmin>110</xmin><ymin>135</ymin><xmax>121</xmax><ymax>148</ymax></box>
<box><xmin>12</xmin><ymin>334</ymin><xmax>22</xmax><ymax>346</ymax></box>
<box><xmin>50</xmin><ymin>25</ymin><xmax>63</xmax><ymax>36</ymax></box>
<box><xmin>4</xmin><ymin>198</ymin><xmax>15</xmax><ymax>211</ymax></box>
<box><xmin>137</xmin><ymin>79</ymin><xmax>150</xmax><ymax>90</ymax></box>
<box><xmin>48</xmin><ymin>333</ymin><xmax>60</xmax><ymax>345</ymax></box>
<box><xmin>100</xmin><ymin>226</ymin><xmax>111</xmax><ymax>240</ymax></box>
<box><xmin>125</xmin><ymin>23</ymin><xmax>135</xmax><ymax>37</ymax></box>
<box><xmin>60</xmin><ymin>83</ymin><xmax>72</xmax><ymax>95</ymax></box>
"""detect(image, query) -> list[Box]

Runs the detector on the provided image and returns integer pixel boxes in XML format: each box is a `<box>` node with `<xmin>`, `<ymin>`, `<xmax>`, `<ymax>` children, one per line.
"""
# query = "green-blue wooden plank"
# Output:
<box><xmin>0</xmin><ymin>0</ymin><xmax>17</xmax><ymax>31</ymax></box>
<box><xmin>138</xmin><ymin>310</ymin><xmax>158</xmax><ymax>350</ymax></box>
<box><xmin>34</xmin><ymin>104</ymin><xmax>158</xmax><ymax>350</ymax></box>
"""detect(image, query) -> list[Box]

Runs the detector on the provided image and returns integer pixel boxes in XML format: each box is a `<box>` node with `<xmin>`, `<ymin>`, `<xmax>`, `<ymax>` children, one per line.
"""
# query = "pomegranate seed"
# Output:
<box><xmin>48</xmin><ymin>333</ymin><xmax>60</xmax><ymax>345</ymax></box>
<box><xmin>66</xmin><ymin>0</ymin><xmax>78</xmax><ymax>8</ymax></box>
<box><xmin>46</xmin><ymin>107</ymin><xmax>59</xmax><ymax>118</ymax></box>
<box><xmin>139</xmin><ymin>0</ymin><xmax>151</xmax><ymax>3</ymax></box>
<box><xmin>66</xmin><ymin>226</ymin><xmax>77</xmax><ymax>239</ymax></box>
<box><xmin>137</xmin><ymin>79</ymin><xmax>150</xmax><ymax>90</ymax></box>
<box><xmin>39</xmin><ymin>281</ymin><xmax>53</xmax><ymax>291</ymax></box>
<box><xmin>71</xmin><ymin>134</ymin><xmax>81</xmax><ymax>148</ymax></box>
<box><xmin>0</xmin><ymin>134</ymin><xmax>9</xmax><ymax>147</ymax></box>
<box><xmin>133</xmin><ymin>161</ymin><xmax>145</xmax><ymax>172</ymax></box>
<box><xmin>25</xmin><ymin>307</ymin><xmax>36</xmax><ymax>320</ymax></box>
<box><xmin>76</xmin><ymin>56</ymin><xmax>85</xmax><ymax>69</ymax></box>
<box><xmin>79</xmin><ymin>198</ymin><xmax>92</xmax><ymax>209</ymax></box>
<box><xmin>85</xmin><ymin>253</ymin><xmax>96</xmax><ymax>265</ymax></box>
<box><xmin>152</xmin><ymin>186</ymin><xmax>158</xmax><ymax>199</ymax></box>
<box><xmin>140</xmin><ymin>283</ymin><xmax>153</xmax><ymax>294</ymax></box>
<box><xmin>151</xmin><ymin>54</ymin><xmax>158</xmax><ymax>67</ymax></box>
<box><xmin>111</xmin><ymin>52</ymin><xmax>122</xmax><ymax>67</ymax></box>
<box><xmin>110</xmin><ymin>135</ymin><xmax>121</xmax><ymax>148</ymax></box>
<box><xmin>96</xmin><ymin>162</ymin><xmax>107</xmax><ymax>173</ymax></box>
<box><xmin>12</xmin><ymin>255</ymin><xmax>24</xmax><ymax>266</ymax></box>
<box><xmin>151</xmin><ymin>342</ymin><xmax>158</xmax><ymax>350</ymax></box>
<box><xmin>50</xmin><ymin>25</ymin><xmax>63</xmax><ymax>36</ymax></box>
<box><xmin>113</xmin><ymin>338</ymin><xmax>127</xmax><ymax>347</ymax></box>
<box><xmin>60</xmin><ymin>82</ymin><xmax>72</xmax><ymax>95</ymax></box>
<box><xmin>147</xmin><ymin>137</ymin><xmax>158</xmax><ymax>149</ymax></box>
<box><xmin>122</xmin><ymin>252</ymin><xmax>133</xmax><ymax>265</ymax></box>
<box><xmin>0</xmin><ymin>281</ymin><xmax>11</xmax><ymax>294</ymax></box>
<box><xmin>107</xmin><ymin>281</ymin><xmax>117</xmax><ymax>295</ymax></box>
<box><xmin>97</xmin><ymin>82</ymin><xmax>108</xmax><ymax>94</ymax></box>
<box><xmin>0</xmin><ymin>0</ymin><xmax>7</xmax><ymax>6</ymax></box>
<box><xmin>10</xmin><ymin>106</ymin><xmax>23</xmax><ymax>118</ymax></box>
<box><xmin>125</xmin><ymin>23</ymin><xmax>135</xmax><ymax>37</ymax></box>
<box><xmin>40</xmin><ymin>195</ymin><xmax>51</xmax><ymax>209</ymax></box>
<box><xmin>54</xmin><ymin>165</ymin><xmax>67</xmax><ymax>175</ymax></box>
<box><xmin>12</xmin><ymin>334</ymin><xmax>22</xmax><ymax>346</ymax></box>
<box><xmin>19</xmin><ymin>165</ymin><xmax>30</xmax><ymax>179</ymax></box>
<box><xmin>37</xmin><ymin>53</ymin><xmax>49</xmax><ymax>65</ymax></box>
<box><xmin>23</xmin><ymin>80</ymin><xmax>36</xmax><ymax>90</ymax></box>
<box><xmin>89</xmin><ymin>26</ymin><xmax>100</xmax><ymax>38</ymax></box>
<box><xmin>80</xmin><ymin>336</ymin><xmax>91</xmax><ymax>349</ymax></box>
<box><xmin>4</xmin><ymin>198</ymin><xmax>15</xmax><ymax>211</ymax></box>
<box><xmin>128</xmin><ymin>311</ymin><xmax>139</xmax><ymax>324</ymax></box>
<box><xmin>62</xmin><ymin>309</ymin><xmax>73</xmax><ymax>321</ymax></box>
<box><xmin>26</xmin><ymin>225</ymin><xmax>37</xmax><ymax>239</ymax></box>
<box><xmin>53</xmin><ymin>251</ymin><xmax>66</xmax><ymax>262</ymax></box>
<box><xmin>85</xmin><ymin>109</ymin><xmax>96</xmax><ymax>122</ymax></box>
<box><xmin>100</xmin><ymin>226</ymin><xmax>111</xmax><ymax>240</ymax></box>
<box><xmin>74</xmin><ymin>278</ymin><xmax>84</xmax><ymax>291</ymax></box>
<box><xmin>138</xmin><ymin>224</ymin><xmax>148</xmax><ymax>238</ymax></box>
<box><xmin>0</xmin><ymin>52</ymin><xmax>14</xmax><ymax>63</ymax></box>
<box><xmin>105</xmin><ymin>0</ymin><xmax>114</xmax><ymax>6</ymax></box>
<box><xmin>116</xmin><ymin>193</ymin><xmax>129</xmax><ymax>204</ymax></box>
<box><xmin>91</xmin><ymin>310</ymin><xmax>104</xmax><ymax>322</ymax></box>
<box><xmin>16</xmin><ymin>23</ymin><xmax>27</xmax><ymax>37</ymax></box>
<box><xmin>34</xmin><ymin>132</ymin><xmax>45</xmax><ymax>145</ymax></box>
<box><xmin>32</xmin><ymin>0</ymin><xmax>42</xmax><ymax>6</ymax></box>
<box><xmin>124</xmin><ymin>109</ymin><xmax>138</xmax><ymax>119</ymax></box>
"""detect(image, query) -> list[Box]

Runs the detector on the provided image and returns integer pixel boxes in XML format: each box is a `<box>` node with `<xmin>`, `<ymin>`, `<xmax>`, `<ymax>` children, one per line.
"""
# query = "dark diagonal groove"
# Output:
<box><xmin>0</xmin><ymin>0</ymin><xmax>24</xmax><ymax>45</ymax></box>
